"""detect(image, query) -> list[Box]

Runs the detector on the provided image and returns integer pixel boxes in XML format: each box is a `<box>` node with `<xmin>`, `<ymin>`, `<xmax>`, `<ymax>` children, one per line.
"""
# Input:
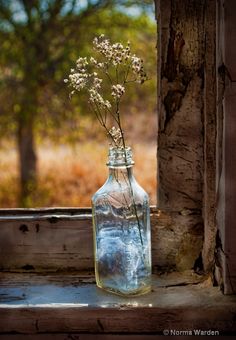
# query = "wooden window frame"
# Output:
<box><xmin>0</xmin><ymin>0</ymin><xmax>234</xmax><ymax>293</ymax></box>
<box><xmin>0</xmin><ymin>0</ymin><xmax>236</xmax><ymax>336</ymax></box>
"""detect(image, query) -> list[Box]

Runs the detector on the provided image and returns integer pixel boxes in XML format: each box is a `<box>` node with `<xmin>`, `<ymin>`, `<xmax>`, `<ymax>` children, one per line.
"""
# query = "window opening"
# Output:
<box><xmin>0</xmin><ymin>0</ymin><xmax>157</xmax><ymax>208</ymax></box>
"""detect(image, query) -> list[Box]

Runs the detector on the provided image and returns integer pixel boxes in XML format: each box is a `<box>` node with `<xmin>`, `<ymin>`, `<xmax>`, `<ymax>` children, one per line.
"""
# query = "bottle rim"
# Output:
<box><xmin>106</xmin><ymin>146</ymin><xmax>135</xmax><ymax>168</ymax></box>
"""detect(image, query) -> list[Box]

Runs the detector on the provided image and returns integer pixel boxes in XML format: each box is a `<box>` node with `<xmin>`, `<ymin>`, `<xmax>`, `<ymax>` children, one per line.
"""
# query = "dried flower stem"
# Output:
<box><xmin>65</xmin><ymin>35</ymin><xmax>148</xmax><ymax>247</ymax></box>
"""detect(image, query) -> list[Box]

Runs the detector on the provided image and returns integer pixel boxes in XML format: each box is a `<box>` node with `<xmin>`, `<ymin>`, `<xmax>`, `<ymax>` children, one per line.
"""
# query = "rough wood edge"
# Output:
<box><xmin>0</xmin><ymin>206</ymin><xmax>156</xmax><ymax>217</ymax></box>
<box><xmin>0</xmin><ymin>207</ymin><xmax>159</xmax><ymax>222</ymax></box>
<box><xmin>0</xmin><ymin>207</ymin><xmax>92</xmax><ymax>217</ymax></box>
<box><xmin>0</xmin><ymin>274</ymin><xmax>236</xmax><ymax>334</ymax></box>
<box><xmin>0</xmin><ymin>272</ymin><xmax>236</xmax><ymax>334</ymax></box>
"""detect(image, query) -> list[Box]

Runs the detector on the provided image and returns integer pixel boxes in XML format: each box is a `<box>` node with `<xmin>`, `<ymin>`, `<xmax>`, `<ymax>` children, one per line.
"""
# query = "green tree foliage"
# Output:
<box><xmin>0</xmin><ymin>0</ymin><xmax>156</xmax><ymax>206</ymax></box>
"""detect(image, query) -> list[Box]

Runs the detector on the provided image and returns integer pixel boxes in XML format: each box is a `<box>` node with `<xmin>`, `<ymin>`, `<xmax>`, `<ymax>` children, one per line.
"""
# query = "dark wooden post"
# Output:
<box><xmin>215</xmin><ymin>0</ymin><xmax>236</xmax><ymax>294</ymax></box>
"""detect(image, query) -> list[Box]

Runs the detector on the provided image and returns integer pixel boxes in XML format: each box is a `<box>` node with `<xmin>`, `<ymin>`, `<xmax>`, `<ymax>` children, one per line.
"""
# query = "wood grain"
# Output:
<box><xmin>202</xmin><ymin>0</ymin><xmax>217</xmax><ymax>273</ymax></box>
<box><xmin>214</xmin><ymin>0</ymin><xmax>236</xmax><ymax>295</ymax></box>
<box><xmin>0</xmin><ymin>210</ymin><xmax>94</xmax><ymax>271</ymax></box>
<box><xmin>0</xmin><ymin>208</ymin><xmax>203</xmax><ymax>271</ymax></box>
<box><xmin>157</xmin><ymin>0</ymin><xmax>205</xmax><ymax>211</ymax></box>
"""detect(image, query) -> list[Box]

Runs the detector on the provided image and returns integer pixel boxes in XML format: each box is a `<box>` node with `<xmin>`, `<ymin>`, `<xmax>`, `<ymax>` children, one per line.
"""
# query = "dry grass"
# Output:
<box><xmin>0</xmin><ymin>142</ymin><xmax>157</xmax><ymax>207</ymax></box>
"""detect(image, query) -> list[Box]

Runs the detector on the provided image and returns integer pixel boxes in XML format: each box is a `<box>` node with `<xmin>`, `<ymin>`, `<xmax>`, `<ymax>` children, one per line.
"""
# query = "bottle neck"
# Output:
<box><xmin>108</xmin><ymin>166</ymin><xmax>134</xmax><ymax>182</ymax></box>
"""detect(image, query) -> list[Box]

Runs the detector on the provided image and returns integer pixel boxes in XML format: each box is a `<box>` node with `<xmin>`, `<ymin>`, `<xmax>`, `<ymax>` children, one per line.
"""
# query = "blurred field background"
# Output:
<box><xmin>0</xmin><ymin>0</ymin><xmax>157</xmax><ymax>207</ymax></box>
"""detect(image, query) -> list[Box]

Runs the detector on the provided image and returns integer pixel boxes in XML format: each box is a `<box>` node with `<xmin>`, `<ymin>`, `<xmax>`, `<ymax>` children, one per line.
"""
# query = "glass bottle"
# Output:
<box><xmin>92</xmin><ymin>146</ymin><xmax>152</xmax><ymax>296</ymax></box>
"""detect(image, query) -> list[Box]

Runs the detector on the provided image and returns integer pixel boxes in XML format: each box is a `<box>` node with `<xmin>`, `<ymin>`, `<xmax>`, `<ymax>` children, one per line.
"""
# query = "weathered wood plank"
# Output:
<box><xmin>224</xmin><ymin>81</ymin><xmax>236</xmax><ymax>294</ymax></box>
<box><xmin>0</xmin><ymin>207</ymin><xmax>92</xmax><ymax>217</ymax></box>
<box><xmin>155</xmin><ymin>0</ymin><xmax>207</xmax><ymax>273</ymax></box>
<box><xmin>215</xmin><ymin>0</ymin><xmax>236</xmax><ymax>295</ymax></box>
<box><xmin>0</xmin><ymin>270</ymin><xmax>206</xmax><ymax>289</ymax></box>
<box><xmin>0</xmin><ymin>273</ymin><xmax>235</xmax><ymax>334</ymax></box>
<box><xmin>224</xmin><ymin>0</ymin><xmax>236</xmax><ymax>80</ymax></box>
<box><xmin>0</xmin><ymin>216</ymin><xmax>94</xmax><ymax>271</ymax></box>
<box><xmin>215</xmin><ymin>0</ymin><xmax>225</xmax><ymax>292</ymax></box>
<box><xmin>0</xmin><ymin>208</ymin><xmax>203</xmax><ymax>271</ymax></box>
<box><xmin>151</xmin><ymin>210</ymin><xmax>203</xmax><ymax>271</ymax></box>
<box><xmin>157</xmin><ymin>0</ymin><xmax>205</xmax><ymax>211</ymax></box>
<box><xmin>202</xmin><ymin>0</ymin><xmax>217</xmax><ymax>273</ymax></box>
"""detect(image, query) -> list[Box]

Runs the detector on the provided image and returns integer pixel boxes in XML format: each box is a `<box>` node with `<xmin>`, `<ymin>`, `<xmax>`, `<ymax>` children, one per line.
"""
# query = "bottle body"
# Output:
<box><xmin>92</xmin><ymin>147</ymin><xmax>151</xmax><ymax>296</ymax></box>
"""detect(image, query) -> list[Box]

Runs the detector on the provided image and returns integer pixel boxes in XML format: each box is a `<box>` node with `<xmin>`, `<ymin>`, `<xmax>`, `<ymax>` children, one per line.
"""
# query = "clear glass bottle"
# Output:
<box><xmin>92</xmin><ymin>147</ymin><xmax>151</xmax><ymax>296</ymax></box>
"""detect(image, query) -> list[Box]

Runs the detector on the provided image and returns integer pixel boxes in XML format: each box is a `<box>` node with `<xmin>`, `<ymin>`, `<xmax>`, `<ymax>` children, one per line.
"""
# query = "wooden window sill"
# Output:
<box><xmin>0</xmin><ymin>271</ymin><xmax>236</xmax><ymax>336</ymax></box>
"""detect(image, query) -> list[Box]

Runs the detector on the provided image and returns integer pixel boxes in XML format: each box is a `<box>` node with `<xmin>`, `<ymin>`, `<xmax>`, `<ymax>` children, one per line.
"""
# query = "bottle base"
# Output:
<box><xmin>96</xmin><ymin>282</ymin><xmax>151</xmax><ymax>297</ymax></box>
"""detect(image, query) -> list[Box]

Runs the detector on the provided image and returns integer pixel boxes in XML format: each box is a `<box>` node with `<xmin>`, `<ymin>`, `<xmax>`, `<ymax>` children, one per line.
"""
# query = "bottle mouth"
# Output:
<box><xmin>106</xmin><ymin>146</ymin><xmax>134</xmax><ymax>168</ymax></box>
